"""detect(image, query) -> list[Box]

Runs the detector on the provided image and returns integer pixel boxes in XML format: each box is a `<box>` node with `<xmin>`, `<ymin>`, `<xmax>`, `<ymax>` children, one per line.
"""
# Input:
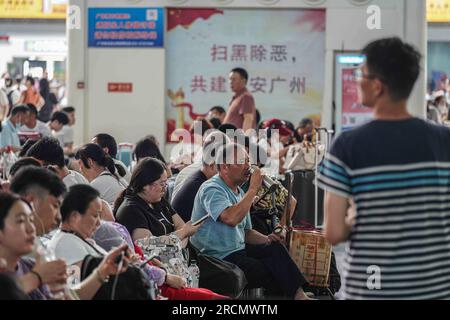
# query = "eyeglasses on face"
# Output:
<box><xmin>151</xmin><ymin>180</ymin><xmax>168</xmax><ymax>188</ymax></box>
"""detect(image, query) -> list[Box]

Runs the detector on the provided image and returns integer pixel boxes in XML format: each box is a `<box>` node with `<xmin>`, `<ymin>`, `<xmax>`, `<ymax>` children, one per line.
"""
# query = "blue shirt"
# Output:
<box><xmin>190</xmin><ymin>175</ymin><xmax>252</xmax><ymax>259</ymax></box>
<box><xmin>0</xmin><ymin>119</ymin><xmax>20</xmax><ymax>149</ymax></box>
<box><xmin>318</xmin><ymin>118</ymin><xmax>450</xmax><ymax>300</ymax></box>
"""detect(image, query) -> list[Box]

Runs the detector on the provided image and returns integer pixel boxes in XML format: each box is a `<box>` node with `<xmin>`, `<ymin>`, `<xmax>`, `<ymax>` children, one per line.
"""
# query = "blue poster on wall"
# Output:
<box><xmin>88</xmin><ymin>7</ymin><xmax>164</xmax><ymax>48</ymax></box>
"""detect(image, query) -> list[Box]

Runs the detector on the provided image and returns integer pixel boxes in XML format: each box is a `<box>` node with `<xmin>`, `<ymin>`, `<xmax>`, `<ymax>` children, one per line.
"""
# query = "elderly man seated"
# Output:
<box><xmin>190</xmin><ymin>143</ymin><xmax>312</xmax><ymax>300</ymax></box>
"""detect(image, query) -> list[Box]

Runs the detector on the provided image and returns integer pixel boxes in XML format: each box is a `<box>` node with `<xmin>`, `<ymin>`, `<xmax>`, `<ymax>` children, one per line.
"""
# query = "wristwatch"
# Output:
<box><xmin>96</xmin><ymin>268</ymin><xmax>110</xmax><ymax>284</ymax></box>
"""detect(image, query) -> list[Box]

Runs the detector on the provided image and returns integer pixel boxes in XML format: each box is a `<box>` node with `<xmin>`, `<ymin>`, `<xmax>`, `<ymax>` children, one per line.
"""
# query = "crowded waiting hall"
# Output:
<box><xmin>1</xmin><ymin>0</ymin><xmax>450</xmax><ymax>302</ymax></box>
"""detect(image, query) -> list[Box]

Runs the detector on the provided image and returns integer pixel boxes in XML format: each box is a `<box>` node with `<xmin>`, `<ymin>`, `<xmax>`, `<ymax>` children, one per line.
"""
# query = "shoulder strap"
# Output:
<box><xmin>61</xmin><ymin>230</ymin><xmax>105</xmax><ymax>256</ymax></box>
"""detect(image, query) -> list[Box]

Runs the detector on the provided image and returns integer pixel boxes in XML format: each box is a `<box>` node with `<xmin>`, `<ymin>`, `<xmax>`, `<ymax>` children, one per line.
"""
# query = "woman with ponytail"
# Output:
<box><xmin>114</xmin><ymin>157</ymin><xmax>200</xmax><ymax>247</ymax></box>
<box><xmin>75</xmin><ymin>143</ymin><xmax>128</xmax><ymax>207</ymax></box>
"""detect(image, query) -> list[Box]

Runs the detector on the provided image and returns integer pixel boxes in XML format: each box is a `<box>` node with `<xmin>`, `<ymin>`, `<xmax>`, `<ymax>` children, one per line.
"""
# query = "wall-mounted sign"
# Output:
<box><xmin>88</xmin><ymin>8</ymin><xmax>164</xmax><ymax>48</ymax></box>
<box><xmin>108</xmin><ymin>83</ymin><xmax>133</xmax><ymax>93</ymax></box>
<box><xmin>427</xmin><ymin>0</ymin><xmax>450</xmax><ymax>23</ymax></box>
<box><xmin>0</xmin><ymin>0</ymin><xmax>67</xmax><ymax>19</ymax></box>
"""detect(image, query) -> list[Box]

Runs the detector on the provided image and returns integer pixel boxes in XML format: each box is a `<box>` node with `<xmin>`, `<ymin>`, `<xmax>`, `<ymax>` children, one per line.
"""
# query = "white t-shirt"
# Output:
<box><xmin>91</xmin><ymin>171</ymin><xmax>127</xmax><ymax>207</ymax></box>
<box><xmin>6</xmin><ymin>88</ymin><xmax>20</xmax><ymax>106</ymax></box>
<box><xmin>60</xmin><ymin>125</ymin><xmax>74</xmax><ymax>146</ymax></box>
<box><xmin>20</xmin><ymin>120</ymin><xmax>52</xmax><ymax>137</ymax></box>
<box><xmin>48</xmin><ymin>230</ymin><xmax>107</xmax><ymax>266</ymax></box>
<box><xmin>52</xmin><ymin>129</ymin><xmax>65</xmax><ymax>147</ymax></box>
<box><xmin>63</xmin><ymin>170</ymin><xmax>89</xmax><ymax>189</ymax></box>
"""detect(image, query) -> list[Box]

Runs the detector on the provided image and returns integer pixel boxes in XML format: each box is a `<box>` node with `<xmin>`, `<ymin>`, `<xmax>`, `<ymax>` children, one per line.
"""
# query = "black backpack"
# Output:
<box><xmin>188</xmin><ymin>243</ymin><xmax>247</xmax><ymax>299</ymax></box>
<box><xmin>80</xmin><ymin>255</ymin><xmax>154</xmax><ymax>300</ymax></box>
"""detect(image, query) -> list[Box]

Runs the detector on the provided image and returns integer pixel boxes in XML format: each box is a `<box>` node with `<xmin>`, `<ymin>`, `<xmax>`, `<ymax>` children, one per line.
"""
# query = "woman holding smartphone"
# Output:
<box><xmin>114</xmin><ymin>157</ymin><xmax>202</xmax><ymax>247</ymax></box>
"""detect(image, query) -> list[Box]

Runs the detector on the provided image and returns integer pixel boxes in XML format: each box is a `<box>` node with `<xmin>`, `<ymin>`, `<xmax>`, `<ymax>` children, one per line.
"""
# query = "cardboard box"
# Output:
<box><xmin>289</xmin><ymin>229</ymin><xmax>332</xmax><ymax>287</ymax></box>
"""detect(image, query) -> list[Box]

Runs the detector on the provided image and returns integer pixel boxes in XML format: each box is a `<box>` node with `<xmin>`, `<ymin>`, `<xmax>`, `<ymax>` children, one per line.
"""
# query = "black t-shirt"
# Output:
<box><xmin>171</xmin><ymin>170</ymin><xmax>208</xmax><ymax>222</ymax></box>
<box><xmin>115</xmin><ymin>194</ymin><xmax>177</xmax><ymax>238</ymax></box>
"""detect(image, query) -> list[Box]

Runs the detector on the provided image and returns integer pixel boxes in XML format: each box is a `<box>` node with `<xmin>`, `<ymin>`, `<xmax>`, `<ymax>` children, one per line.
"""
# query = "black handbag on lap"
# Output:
<box><xmin>80</xmin><ymin>255</ymin><xmax>154</xmax><ymax>300</ymax></box>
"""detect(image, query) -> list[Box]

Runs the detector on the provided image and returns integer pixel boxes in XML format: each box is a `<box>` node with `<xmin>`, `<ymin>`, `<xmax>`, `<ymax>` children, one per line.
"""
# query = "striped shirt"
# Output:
<box><xmin>318</xmin><ymin>118</ymin><xmax>450</xmax><ymax>300</ymax></box>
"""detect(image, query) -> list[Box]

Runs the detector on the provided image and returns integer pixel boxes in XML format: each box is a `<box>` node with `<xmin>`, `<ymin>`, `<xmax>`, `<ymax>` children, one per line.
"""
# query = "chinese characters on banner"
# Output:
<box><xmin>341</xmin><ymin>68</ymin><xmax>372</xmax><ymax>131</ymax></box>
<box><xmin>166</xmin><ymin>8</ymin><xmax>326</xmax><ymax>142</ymax></box>
<box><xmin>189</xmin><ymin>44</ymin><xmax>306</xmax><ymax>95</ymax></box>
<box><xmin>88</xmin><ymin>8</ymin><xmax>164</xmax><ymax>48</ymax></box>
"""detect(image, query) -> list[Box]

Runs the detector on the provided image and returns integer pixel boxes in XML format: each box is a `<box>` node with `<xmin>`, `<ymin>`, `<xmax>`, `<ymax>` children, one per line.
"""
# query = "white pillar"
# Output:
<box><xmin>404</xmin><ymin>0</ymin><xmax>427</xmax><ymax>118</ymax></box>
<box><xmin>66</xmin><ymin>0</ymin><xmax>87</xmax><ymax>146</ymax></box>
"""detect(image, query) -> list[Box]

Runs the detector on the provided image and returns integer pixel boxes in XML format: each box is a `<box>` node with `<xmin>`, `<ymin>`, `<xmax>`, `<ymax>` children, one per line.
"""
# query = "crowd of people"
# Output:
<box><xmin>0</xmin><ymin>65</ymin><xmax>320</xmax><ymax>300</ymax></box>
<box><xmin>2</xmin><ymin>37</ymin><xmax>450</xmax><ymax>301</ymax></box>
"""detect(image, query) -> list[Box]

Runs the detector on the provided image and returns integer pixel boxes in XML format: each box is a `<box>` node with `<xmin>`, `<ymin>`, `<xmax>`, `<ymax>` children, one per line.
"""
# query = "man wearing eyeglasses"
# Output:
<box><xmin>318</xmin><ymin>37</ymin><xmax>450</xmax><ymax>300</ymax></box>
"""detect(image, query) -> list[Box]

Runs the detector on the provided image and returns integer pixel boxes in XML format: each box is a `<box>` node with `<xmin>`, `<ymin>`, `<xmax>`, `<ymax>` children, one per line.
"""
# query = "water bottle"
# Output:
<box><xmin>37</xmin><ymin>245</ymin><xmax>67</xmax><ymax>300</ymax></box>
<box><xmin>188</xmin><ymin>260</ymin><xmax>200</xmax><ymax>288</ymax></box>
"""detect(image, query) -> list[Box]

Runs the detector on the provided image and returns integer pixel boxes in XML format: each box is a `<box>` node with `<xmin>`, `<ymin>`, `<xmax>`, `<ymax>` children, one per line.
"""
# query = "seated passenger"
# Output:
<box><xmin>47</xmin><ymin>185</ymin><xmax>133</xmax><ymax>293</ymax></box>
<box><xmin>171</xmin><ymin>140</ymin><xmax>221</xmax><ymax>222</ymax></box>
<box><xmin>190</xmin><ymin>143</ymin><xmax>312</xmax><ymax>300</ymax></box>
<box><xmin>9</xmin><ymin>168</ymin><xmax>127</xmax><ymax>300</ymax></box>
<box><xmin>26</xmin><ymin>137</ymin><xmax>88</xmax><ymax>189</ymax></box>
<box><xmin>0</xmin><ymin>192</ymin><xmax>64</xmax><ymax>300</ymax></box>
<box><xmin>92</xmin><ymin>133</ymin><xmax>131</xmax><ymax>183</ymax></box>
<box><xmin>114</xmin><ymin>157</ymin><xmax>200</xmax><ymax>247</ymax></box>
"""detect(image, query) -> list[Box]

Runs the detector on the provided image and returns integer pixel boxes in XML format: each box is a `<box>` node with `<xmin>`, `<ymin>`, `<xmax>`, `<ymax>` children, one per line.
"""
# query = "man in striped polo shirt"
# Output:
<box><xmin>318</xmin><ymin>37</ymin><xmax>450</xmax><ymax>300</ymax></box>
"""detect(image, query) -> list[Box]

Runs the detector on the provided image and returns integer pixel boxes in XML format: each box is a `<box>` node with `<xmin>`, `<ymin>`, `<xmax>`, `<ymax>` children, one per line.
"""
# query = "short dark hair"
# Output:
<box><xmin>93</xmin><ymin>133</ymin><xmax>117</xmax><ymax>158</ymax></box>
<box><xmin>26</xmin><ymin>136</ymin><xmax>65</xmax><ymax>168</ymax></box>
<box><xmin>11</xmin><ymin>105</ymin><xmax>29</xmax><ymax>117</ymax></box>
<box><xmin>26</xmin><ymin>76</ymin><xmax>35</xmax><ymax>86</ymax></box>
<box><xmin>362</xmin><ymin>37</ymin><xmax>421</xmax><ymax>101</ymax></box>
<box><xmin>9</xmin><ymin>157</ymin><xmax>42</xmax><ymax>178</ymax></box>
<box><xmin>50</xmin><ymin>111</ymin><xmax>69</xmax><ymax>125</ymax></box>
<box><xmin>209</xmin><ymin>106</ymin><xmax>226</xmax><ymax>115</ymax></box>
<box><xmin>62</xmin><ymin>106</ymin><xmax>75</xmax><ymax>114</ymax></box>
<box><xmin>10</xmin><ymin>166</ymin><xmax>66</xmax><ymax>199</ymax></box>
<box><xmin>231</xmin><ymin>68</ymin><xmax>249</xmax><ymax>81</ymax></box>
<box><xmin>26</xmin><ymin>103</ymin><xmax>38</xmax><ymax>116</ymax></box>
<box><xmin>61</xmin><ymin>185</ymin><xmax>100</xmax><ymax>222</ymax></box>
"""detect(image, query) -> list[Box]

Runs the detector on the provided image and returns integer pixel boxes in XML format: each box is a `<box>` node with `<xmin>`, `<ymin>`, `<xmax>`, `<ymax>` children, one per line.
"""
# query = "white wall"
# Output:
<box><xmin>67</xmin><ymin>0</ymin><xmax>427</xmax><ymax>155</ymax></box>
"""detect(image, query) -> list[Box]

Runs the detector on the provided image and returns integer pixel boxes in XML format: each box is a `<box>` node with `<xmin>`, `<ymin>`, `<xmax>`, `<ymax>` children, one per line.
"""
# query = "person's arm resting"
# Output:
<box><xmin>245</xmin><ymin>229</ymin><xmax>269</xmax><ymax>245</ymax></box>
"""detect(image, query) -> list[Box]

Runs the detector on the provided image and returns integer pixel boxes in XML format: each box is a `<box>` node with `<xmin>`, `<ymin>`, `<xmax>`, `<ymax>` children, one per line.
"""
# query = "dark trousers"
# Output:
<box><xmin>223</xmin><ymin>242</ymin><xmax>307</xmax><ymax>298</ymax></box>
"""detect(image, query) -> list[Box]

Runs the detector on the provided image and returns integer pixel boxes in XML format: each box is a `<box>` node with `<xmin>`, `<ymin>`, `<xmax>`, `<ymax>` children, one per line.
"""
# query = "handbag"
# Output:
<box><xmin>188</xmin><ymin>243</ymin><xmax>247</xmax><ymax>299</ymax></box>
